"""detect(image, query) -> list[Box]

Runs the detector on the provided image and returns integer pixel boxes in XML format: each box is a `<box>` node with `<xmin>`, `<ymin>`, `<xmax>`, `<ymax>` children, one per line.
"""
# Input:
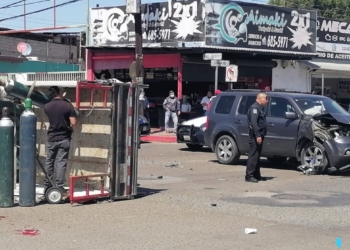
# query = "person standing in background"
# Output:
<box><xmin>200</xmin><ymin>91</ymin><xmax>212</xmax><ymax>116</ymax></box>
<box><xmin>331</xmin><ymin>92</ymin><xmax>338</xmax><ymax>103</ymax></box>
<box><xmin>139</xmin><ymin>90</ymin><xmax>150</xmax><ymax>122</ymax></box>
<box><xmin>163</xmin><ymin>90</ymin><xmax>181</xmax><ymax>133</ymax></box>
<box><xmin>206</xmin><ymin>90</ymin><xmax>221</xmax><ymax>114</ymax></box>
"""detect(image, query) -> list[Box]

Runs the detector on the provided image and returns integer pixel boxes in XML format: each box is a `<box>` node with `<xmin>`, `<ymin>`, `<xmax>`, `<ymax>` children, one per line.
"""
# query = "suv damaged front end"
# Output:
<box><xmin>297</xmin><ymin>113</ymin><xmax>350</xmax><ymax>174</ymax></box>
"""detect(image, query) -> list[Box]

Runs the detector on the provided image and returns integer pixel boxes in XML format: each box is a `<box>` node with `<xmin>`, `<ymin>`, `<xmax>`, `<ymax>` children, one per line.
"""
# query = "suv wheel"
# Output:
<box><xmin>301</xmin><ymin>141</ymin><xmax>329</xmax><ymax>173</ymax></box>
<box><xmin>215</xmin><ymin>135</ymin><xmax>240</xmax><ymax>165</ymax></box>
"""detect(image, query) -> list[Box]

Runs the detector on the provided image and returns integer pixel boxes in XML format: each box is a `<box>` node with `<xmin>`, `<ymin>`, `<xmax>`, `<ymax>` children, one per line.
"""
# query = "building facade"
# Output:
<box><xmin>0</xmin><ymin>29</ymin><xmax>82</xmax><ymax>64</ymax></box>
<box><xmin>86</xmin><ymin>0</ymin><xmax>317</xmax><ymax>104</ymax></box>
<box><xmin>272</xmin><ymin>17</ymin><xmax>350</xmax><ymax>109</ymax></box>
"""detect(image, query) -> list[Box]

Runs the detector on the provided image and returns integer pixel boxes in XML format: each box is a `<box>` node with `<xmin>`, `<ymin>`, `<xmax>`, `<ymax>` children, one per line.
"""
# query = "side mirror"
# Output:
<box><xmin>284</xmin><ymin>111</ymin><xmax>297</xmax><ymax>120</ymax></box>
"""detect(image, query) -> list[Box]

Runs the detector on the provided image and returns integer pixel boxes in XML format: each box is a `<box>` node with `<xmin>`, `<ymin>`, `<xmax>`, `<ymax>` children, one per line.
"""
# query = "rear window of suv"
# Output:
<box><xmin>215</xmin><ymin>96</ymin><xmax>236</xmax><ymax>114</ymax></box>
<box><xmin>238</xmin><ymin>96</ymin><xmax>256</xmax><ymax>115</ymax></box>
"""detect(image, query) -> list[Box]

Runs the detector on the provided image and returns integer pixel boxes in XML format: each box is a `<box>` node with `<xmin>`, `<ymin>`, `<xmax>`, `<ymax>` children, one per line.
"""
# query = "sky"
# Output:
<box><xmin>0</xmin><ymin>0</ymin><xmax>267</xmax><ymax>33</ymax></box>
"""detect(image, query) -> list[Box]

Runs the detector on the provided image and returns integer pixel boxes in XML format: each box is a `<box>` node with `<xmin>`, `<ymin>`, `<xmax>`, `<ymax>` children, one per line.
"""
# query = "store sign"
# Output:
<box><xmin>338</xmin><ymin>80</ymin><xmax>350</xmax><ymax>95</ymax></box>
<box><xmin>89</xmin><ymin>0</ymin><xmax>205</xmax><ymax>46</ymax></box>
<box><xmin>204</xmin><ymin>1</ymin><xmax>317</xmax><ymax>55</ymax></box>
<box><xmin>316</xmin><ymin>17</ymin><xmax>350</xmax><ymax>61</ymax></box>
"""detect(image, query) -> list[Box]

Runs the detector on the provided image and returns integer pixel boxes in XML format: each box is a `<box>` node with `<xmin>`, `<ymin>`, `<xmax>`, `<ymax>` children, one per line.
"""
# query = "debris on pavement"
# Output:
<box><xmin>15</xmin><ymin>229</ymin><xmax>40</xmax><ymax>236</ymax></box>
<box><xmin>211</xmin><ymin>203</ymin><xmax>217</xmax><ymax>207</ymax></box>
<box><xmin>245</xmin><ymin>228</ymin><xmax>257</xmax><ymax>234</ymax></box>
<box><xmin>297</xmin><ymin>164</ymin><xmax>320</xmax><ymax>175</ymax></box>
<box><xmin>218</xmin><ymin>178</ymin><xmax>227</xmax><ymax>181</ymax></box>
<box><xmin>157</xmin><ymin>176</ymin><xmax>163</xmax><ymax>179</ymax></box>
<box><xmin>165</xmin><ymin>163</ymin><xmax>184</xmax><ymax>168</ymax></box>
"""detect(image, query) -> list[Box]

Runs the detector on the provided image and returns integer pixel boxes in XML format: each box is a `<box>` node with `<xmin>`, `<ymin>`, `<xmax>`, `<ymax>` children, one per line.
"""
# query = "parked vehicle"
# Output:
<box><xmin>139</xmin><ymin>115</ymin><xmax>150</xmax><ymax>135</ymax></box>
<box><xmin>204</xmin><ymin>90</ymin><xmax>350</xmax><ymax>174</ymax></box>
<box><xmin>176</xmin><ymin>116</ymin><xmax>206</xmax><ymax>150</ymax></box>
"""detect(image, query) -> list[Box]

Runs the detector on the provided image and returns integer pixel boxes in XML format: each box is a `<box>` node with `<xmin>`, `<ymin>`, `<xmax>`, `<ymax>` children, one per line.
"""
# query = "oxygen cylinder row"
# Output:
<box><xmin>0</xmin><ymin>98</ymin><xmax>37</xmax><ymax>207</ymax></box>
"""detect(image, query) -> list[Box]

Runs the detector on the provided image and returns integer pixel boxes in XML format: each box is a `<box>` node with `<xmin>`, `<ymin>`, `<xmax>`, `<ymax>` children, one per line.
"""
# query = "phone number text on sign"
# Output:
<box><xmin>267</xmin><ymin>36</ymin><xmax>289</xmax><ymax>48</ymax></box>
<box><xmin>147</xmin><ymin>29</ymin><xmax>171</xmax><ymax>41</ymax></box>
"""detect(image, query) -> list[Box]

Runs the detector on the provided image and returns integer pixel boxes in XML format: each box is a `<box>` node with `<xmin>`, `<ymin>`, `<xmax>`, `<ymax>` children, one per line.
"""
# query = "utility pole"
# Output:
<box><xmin>126</xmin><ymin>0</ymin><xmax>143</xmax><ymax>115</ymax></box>
<box><xmin>134</xmin><ymin>10</ymin><xmax>143</xmax><ymax>86</ymax></box>
<box><xmin>24</xmin><ymin>0</ymin><xmax>26</xmax><ymax>30</ymax></box>
<box><xmin>126</xmin><ymin>0</ymin><xmax>143</xmax><ymax>85</ymax></box>
<box><xmin>54</xmin><ymin>0</ymin><xmax>56</xmax><ymax>27</ymax></box>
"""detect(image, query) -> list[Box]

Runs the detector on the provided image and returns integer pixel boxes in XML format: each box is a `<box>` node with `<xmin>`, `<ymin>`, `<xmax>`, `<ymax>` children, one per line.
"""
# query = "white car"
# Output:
<box><xmin>176</xmin><ymin>116</ymin><xmax>207</xmax><ymax>150</ymax></box>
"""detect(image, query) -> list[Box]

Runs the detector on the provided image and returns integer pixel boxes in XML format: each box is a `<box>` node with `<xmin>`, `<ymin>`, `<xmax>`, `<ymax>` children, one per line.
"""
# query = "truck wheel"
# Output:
<box><xmin>186</xmin><ymin>143</ymin><xmax>203</xmax><ymax>151</ymax></box>
<box><xmin>215</xmin><ymin>135</ymin><xmax>240</xmax><ymax>165</ymax></box>
<box><xmin>301</xmin><ymin>141</ymin><xmax>329</xmax><ymax>174</ymax></box>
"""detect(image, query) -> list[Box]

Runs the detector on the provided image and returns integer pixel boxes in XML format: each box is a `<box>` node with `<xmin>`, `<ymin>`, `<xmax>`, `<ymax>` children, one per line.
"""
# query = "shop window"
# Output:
<box><xmin>269</xmin><ymin>97</ymin><xmax>294</xmax><ymax>118</ymax></box>
<box><xmin>215</xmin><ymin>96</ymin><xmax>236</xmax><ymax>114</ymax></box>
<box><xmin>238</xmin><ymin>96</ymin><xmax>256</xmax><ymax>115</ymax></box>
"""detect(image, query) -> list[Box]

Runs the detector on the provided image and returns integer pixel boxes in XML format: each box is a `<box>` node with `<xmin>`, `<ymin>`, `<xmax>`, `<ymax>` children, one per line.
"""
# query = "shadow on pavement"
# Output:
<box><xmin>135</xmin><ymin>187</ymin><xmax>167</xmax><ymax>198</ymax></box>
<box><xmin>68</xmin><ymin>187</ymin><xmax>167</xmax><ymax>207</ymax></box>
<box><xmin>140</xmin><ymin>141</ymin><xmax>151</xmax><ymax>144</ymax></box>
<box><xmin>208</xmin><ymin>158</ymin><xmax>299</xmax><ymax>172</ymax></box>
<box><xmin>178</xmin><ymin>147</ymin><xmax>212</xmax><ymax>153</ymax></box>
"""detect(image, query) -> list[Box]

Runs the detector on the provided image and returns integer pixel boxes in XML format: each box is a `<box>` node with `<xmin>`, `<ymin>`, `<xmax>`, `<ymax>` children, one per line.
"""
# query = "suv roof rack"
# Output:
<box><xmin>225</xmin><ymin>89</ymin><xmax>262</xmax><ymax>92</ymax></box>
<box><xmin>225</xmin><ymin>89</ymin><xmax>311</xmax><ymax>94</ymax></box>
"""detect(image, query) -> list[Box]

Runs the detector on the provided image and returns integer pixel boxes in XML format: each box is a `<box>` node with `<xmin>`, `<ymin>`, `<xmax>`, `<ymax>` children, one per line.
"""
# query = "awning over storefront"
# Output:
<box><xmin>300</xmin><ymin>60</ymin><xmax>350</xmax><ymax>78</ymax></box>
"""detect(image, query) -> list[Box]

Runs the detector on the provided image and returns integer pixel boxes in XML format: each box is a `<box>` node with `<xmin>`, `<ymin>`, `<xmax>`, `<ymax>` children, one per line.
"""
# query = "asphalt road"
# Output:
<box><xmin>1</xmin><ymin>142</ymin><xmax>350</xmax><ymax>250</ymax></box>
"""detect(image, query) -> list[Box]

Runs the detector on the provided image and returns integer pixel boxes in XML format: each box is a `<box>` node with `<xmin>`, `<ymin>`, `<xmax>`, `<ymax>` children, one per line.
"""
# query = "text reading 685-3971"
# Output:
<box><xmin>267</xmin><ymin>36</ymin><xmax>289</xmax><ymax>48</ymax></box>
<box><xmin>147</xmin><ymin>29</ymin><xmax>171</xmax><ymax>41</ymax></box>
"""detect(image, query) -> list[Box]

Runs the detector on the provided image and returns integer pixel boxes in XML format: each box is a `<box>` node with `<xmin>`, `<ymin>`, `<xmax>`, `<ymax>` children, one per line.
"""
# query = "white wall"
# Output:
<box><xmin>272</xmin><ymin>59</ymin><xmax>311</xmax><ymax>93</ymax></box>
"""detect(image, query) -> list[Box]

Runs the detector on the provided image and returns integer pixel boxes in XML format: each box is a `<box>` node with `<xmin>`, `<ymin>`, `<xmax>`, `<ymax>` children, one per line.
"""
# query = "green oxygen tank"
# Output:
<box><xmin>0</xmin><ymin>80</ymin><xmax>51</xmax><ymax>108</ymax></box>
<box><xmin>0</xmin><ymin>107</ymin><xmax>14</xmax><ymax>208</ymax></box>
<box><xmin>19</xmin><ymin>98</ymin><xmax>37</xmax><ymax>207</ymax></box>
<box><xmin>0</xmin><ymin>79</ymin><xmax>79</xmax><ymax>116</ymax></box>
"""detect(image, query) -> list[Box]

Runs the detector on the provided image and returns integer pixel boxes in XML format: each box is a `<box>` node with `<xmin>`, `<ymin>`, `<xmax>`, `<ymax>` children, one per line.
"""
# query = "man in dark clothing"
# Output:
<box><xmin>163</xmin><ymin>90</ymin><xmax>181</xmax><ymax>133</ymax></box>
<box><xmin>331</xmin><ymin>92</ymin><xmax>338</xmax><ymax>102</ymax></box>
<box><xmin>139</xmin><ymin>90</ymin><xmax>150</xmax><ymax>122</ymax></box>
<box><xmin>43</xmin><ymin>86</ymin><xmax>77</xmax><ymax>193</ymax></box>
<box><xmin>246</xmin><ymin>92</ymin><xmax>268</xmax><ymax>183</ymax></box>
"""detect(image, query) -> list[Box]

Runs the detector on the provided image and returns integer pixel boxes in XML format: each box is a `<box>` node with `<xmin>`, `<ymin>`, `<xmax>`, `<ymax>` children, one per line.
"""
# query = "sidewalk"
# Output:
<box><xmin>140</xmin><ymin>128</ymin><xmax>177</xmax><ymax>143</ymax></box>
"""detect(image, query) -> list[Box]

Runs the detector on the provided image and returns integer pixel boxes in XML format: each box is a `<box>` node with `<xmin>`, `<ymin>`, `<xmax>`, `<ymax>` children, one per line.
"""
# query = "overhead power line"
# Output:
<box><xmin>0</xmin><ymin>11</ymin><xmax>82</xmax><ymax>24</ymax></box>
<box><xmin>0</xmin><ymin>0</ymin><xmax>82</xmax><ymax>22</ymax></box>
<box><xmin>0</xmin><ymin>0</ymin><xmax>24</xmax><ymax>9</ymax></box>
<box><xmin>4</xmin><ymin>0</ymin><xmax>51</xmax><ymax>9</ymax></box>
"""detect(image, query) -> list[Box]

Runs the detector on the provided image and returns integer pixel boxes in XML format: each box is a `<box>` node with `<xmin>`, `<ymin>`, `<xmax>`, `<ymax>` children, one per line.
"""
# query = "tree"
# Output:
<box><xmin>268</xmin><ymin>0</ymin><xmax>350</xmax><ymax>20</ymax></box>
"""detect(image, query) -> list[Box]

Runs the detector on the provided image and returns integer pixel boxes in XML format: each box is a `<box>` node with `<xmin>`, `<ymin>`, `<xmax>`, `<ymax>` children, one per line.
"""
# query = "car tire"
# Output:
<box><xmin>186</xmin><ymin>143</ymin><xmax>203</xmax><ymax>151</ymax></box>
<box><xmin>301</xmin><ymin>141</ymin><xmax>329</xmax><ymax>174</ymax></box>
<box><xmin>267</xmin><ymin>156</ymin><xmax>287</xmax><ymax>164</ymax></box>
<box><xmin>215</xmin><ymin>135</ymin><xmax>240</xmax><ymax>165</ymax></box>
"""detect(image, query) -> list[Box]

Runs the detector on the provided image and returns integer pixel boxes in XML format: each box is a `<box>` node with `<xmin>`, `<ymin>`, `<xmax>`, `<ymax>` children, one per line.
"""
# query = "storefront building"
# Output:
<box><xmin>85</xmin><ymin>0</ymin><xmax>317</xmax><ymax>125</ymax></box>
<box><xmin>273</xmin><ymin>17</ymin><xmax>350</xmax><ymax>109</ymax></box>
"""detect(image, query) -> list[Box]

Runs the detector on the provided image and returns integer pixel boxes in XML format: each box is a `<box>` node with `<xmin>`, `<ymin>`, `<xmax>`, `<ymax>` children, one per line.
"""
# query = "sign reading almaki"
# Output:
<box><xmin>89</xmin><ymin>0</ymin><xmax>205</xmax><ymax>46</ymax></box>
<box><xmin>204</xmin><ymin>1</ymin><xmax>317</xmax><ymax>55</ymax></box>
<box><xmin>317</xmin><ymin>17</ymin><xmax>350</xmax><ymax>61</ymax></box>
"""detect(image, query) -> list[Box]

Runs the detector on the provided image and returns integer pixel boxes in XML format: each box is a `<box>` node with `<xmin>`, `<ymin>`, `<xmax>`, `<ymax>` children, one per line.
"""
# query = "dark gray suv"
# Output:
<box><xmin>204</xmin><ymin>90</ymin><xmax>350</xmax><ymax>174</ymax></box>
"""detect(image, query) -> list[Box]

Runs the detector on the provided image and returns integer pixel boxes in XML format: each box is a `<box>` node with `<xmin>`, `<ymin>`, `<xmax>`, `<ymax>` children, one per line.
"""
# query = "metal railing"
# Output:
<box><xmin>5</xmin><ymin>71</ymin><xmax>86</xmax><ymax>87</ymax></box>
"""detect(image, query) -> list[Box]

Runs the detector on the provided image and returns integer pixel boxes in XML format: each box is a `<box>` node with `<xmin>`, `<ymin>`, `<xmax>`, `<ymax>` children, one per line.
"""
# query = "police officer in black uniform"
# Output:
<box><xmin>246</xmin><ymin>92</ymin><xmax>268</xmax><ymax>183</ymax></box>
